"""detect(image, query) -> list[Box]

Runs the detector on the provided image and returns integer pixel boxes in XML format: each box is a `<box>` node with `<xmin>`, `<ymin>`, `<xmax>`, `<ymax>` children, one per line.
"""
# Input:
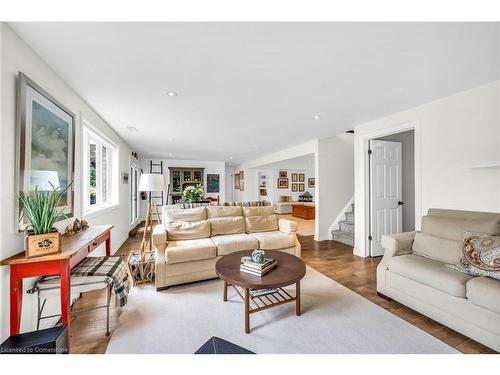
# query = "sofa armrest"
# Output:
<box><xmin>381</xmin><ymin>231</ymin><xmax>417</xmax><ymax>258</ymax></box>
<box><xmin>278</xmin><ymin>219</ymin><xmax>298</xmax><ymax>234</ymax></box>
<box><xmin>152</xmin><ymin>224</ymin><xmax>168</xmax><ymax>246</ymax></box>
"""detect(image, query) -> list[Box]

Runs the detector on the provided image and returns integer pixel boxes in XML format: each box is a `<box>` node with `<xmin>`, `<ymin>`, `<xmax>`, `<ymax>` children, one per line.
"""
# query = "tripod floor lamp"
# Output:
<box><xmin>128</xmin><ymin>173</ymin><xmax>165</xmax><ymax>285</ymax></box>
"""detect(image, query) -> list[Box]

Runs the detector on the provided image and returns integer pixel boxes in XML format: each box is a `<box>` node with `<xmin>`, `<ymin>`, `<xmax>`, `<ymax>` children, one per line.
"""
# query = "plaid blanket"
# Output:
<box><xmin>72</xmin><ymin>256</ymin><xmax>131</xmax><ymax>307</ymax></box>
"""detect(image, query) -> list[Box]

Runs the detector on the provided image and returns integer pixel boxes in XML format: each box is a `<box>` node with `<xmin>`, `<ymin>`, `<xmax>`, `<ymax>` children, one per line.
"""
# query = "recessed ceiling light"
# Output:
<box><xmin>313</xmin><ymin>115</ymin><xmax>321</xmax><ymax>120</ymax></box>
<box><xmin>126</xmin><ymin>126</ymin><xmax>138</xmax><ymax>131</ymax></box>
<box><xmin>168</xmin><ymin>153</ymin><xmax>173</xmax><ymax>157</ymax></box>
<box><xmin>168</xmin><ymin>138</ymin><xmax>175</xmax><ymax>142</ymax></box>
<box><xmin>166</xmin><ymin>91</ymin><xmax>178</xmax><ymax>97</ymax></box>
<box><xmin>229</xmin><ymin>156</ymin><xmax>233</xmax><ymax>160</ymax></box>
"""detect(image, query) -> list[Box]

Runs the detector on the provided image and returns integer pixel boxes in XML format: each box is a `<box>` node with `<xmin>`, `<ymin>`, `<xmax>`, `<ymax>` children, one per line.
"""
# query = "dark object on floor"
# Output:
<box><xmin>0</xmin><ymin>326</ymin><xmax>68</xmax><ymax>354</ymax></box>
<box><xmin>195</xmin><ymin>336</ymin><xmax>255</xmax><ymax>354</ymax></box>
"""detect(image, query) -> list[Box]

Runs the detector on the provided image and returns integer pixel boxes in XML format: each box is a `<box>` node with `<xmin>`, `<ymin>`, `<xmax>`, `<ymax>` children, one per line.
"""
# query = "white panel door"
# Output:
<box><xmin>369</xmin><ymin>140</ymin><xmax>402</xmax><ymax>256</ymax></box>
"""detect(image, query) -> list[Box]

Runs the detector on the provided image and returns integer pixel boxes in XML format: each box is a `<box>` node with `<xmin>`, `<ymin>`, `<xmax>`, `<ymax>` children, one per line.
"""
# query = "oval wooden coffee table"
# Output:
<box><xmin>215</xmin><ymin>250</ymin><xmax>306</xmax><ymax>333</ymax></box>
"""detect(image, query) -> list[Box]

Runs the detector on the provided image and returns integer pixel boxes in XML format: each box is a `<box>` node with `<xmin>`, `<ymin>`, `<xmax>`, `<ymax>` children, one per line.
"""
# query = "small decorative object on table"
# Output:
<box><xmin>18</xmin><ymin>179</ymin><xmax>71</xmax><ymax>258</ymax></box>
<box><xmin>251</xmin><ymin>249</ymin><xmax>266</xmax><ymax>263</ymax></box>
<box><xmin>63</xmin><ymin>218</ymin><xmax>89</xmax><ymax>236</ymax></box>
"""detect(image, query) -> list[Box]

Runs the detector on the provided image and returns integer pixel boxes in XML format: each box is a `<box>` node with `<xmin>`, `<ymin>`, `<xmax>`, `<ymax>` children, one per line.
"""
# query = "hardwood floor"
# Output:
<box><xmin>69</xmin><ymin>232</ymin><xmax>496</xmax><ymax>354</ymax></box>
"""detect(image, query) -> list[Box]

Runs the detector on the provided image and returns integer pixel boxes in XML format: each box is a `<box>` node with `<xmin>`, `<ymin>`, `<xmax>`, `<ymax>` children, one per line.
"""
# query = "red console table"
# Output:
<box><xmin>0</xmin><ymin>225</ymin><xmax>113</xmax><ymax>349</ymax></box>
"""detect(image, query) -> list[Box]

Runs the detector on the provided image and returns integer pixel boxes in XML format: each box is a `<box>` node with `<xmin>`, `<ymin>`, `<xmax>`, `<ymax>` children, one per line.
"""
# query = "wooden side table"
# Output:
<box><xmin>215</xmin><ymin>250</ymin><xmax>306</xmax><ymax>333</ymax></box>
<box><xmin>0</xmin><ymin>225</ymin><xmax>113</xmax><ymax>351</ymax></box>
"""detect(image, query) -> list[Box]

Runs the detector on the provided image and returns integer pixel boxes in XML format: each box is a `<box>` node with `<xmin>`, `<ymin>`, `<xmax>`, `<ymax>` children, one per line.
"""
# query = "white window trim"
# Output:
<box><xmin>82</xmin><ymin>119</ymin><xmax>119</xmax><ymax>217</ymax></box>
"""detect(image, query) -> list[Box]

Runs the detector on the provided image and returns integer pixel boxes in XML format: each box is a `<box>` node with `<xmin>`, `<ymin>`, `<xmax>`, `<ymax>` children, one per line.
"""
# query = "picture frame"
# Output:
<box><xmin>279</xmin><ymin>170</ymin><xmax>287</xmax><ymax>178</ymax></box>
<box><xmin>260</xmin><ymin>188</ymin><xmax>267</xmax><ymax>196</ymax></box>
<box><xmin>299</xmin><ymin>173</ymin><xmax>305</xmax><ymax>182</ymax></box>
<box><xmin>299</xmin><ymin>183</ymin><xmax>305</xmax><ymax>192</ymax></box>
<box><xmin>239</xmin><ymin>171</ymin><xmax>244</xmax><ymax>191</ymax></box>
<box><xmin>206</xmin><ymin>173</ymin><xmax>220</xmax><ymax>193</ymax></box>
<box><xmin>291</xmin><ymin>183</ymin><xmax>298</xmax><ymax>192</ymax></box>
<box><xmin>277</xmin><ymin>178</ymin><xmax>289</xmax><ymax>189</ymax></box>
<box><xmin>234</xmin><ymin>173</ymin><xmax>240</xmax><ymax>190</ymax></box>
<box><xmin>16</xmin><ymin>73</ymin><xmax>75</xmax><ymax>231</ymax></box>
<box><xmin>308</xmin><ymin>177</ymin><xmax>315</xmax><ymax>188</ymax></box>
<box><xmin>291</xmin><ymin>173</ymin><xmax>298</xmax><ymax>182</ymax></box>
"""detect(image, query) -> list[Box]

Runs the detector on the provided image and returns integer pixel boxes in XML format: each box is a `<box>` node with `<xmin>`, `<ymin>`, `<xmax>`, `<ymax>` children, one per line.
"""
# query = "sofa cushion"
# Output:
<box><xmin>243</xmin><ymin>206</ymin><xmax>274</xmax><ymax>217</ymax></box>
<box><xmin>209</xmin><ymin>217</ymin><xmax>245</xmax><ymax>236</ymax></box>
<box><xmin>245</xmin><ymin>215</ymin><xmax>278</xmax><ymax>233</ymax></box>
<box><xmin>249</xmin><ymin>231</ymin><xmax>295</xmax><ymax>250</ymax></box>
<box><xmin>211</xmin><ymin>234</ymin><xmax>259</xmax><ymax>256</ymax></box>
<box><xmin>207</xmin><ymin>206</ymin><xmax>242</xmax><ymax>218</ymax></box>
<box><xmin>412</xmin><ymin>232</ymin><xmax>462</xmax><ymax>264</ymax></box>
<box><xmin>420</xmin><ymin>215</ymin><xmax>500</xmax><ymax>241</ymax></box>
<box><xmin>165</xmin><ymin>238</ymin><xmax>216</xmax><ymax>264</ymax></box>
<box><xmin>166</xmin><ymin>220</ymin><xmax>210</xmax><ymax>241</ymax></box>
<box><xmin>387</xmin><ymin>254</ymin><xmax>474</xmax><ymax>298</ymax></box>
<box><xmin>466</xmin><ymin>277</ymin><xmax>500</xmax><ymax>314</ymax></box>
<box><xmin>164</xmin><ymin>207</ymin><xmax>207</xmax><ymax>223</ymax></box>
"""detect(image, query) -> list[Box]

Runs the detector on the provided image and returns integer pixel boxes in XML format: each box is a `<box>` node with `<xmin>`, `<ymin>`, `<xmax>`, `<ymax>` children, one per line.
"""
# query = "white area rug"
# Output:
<box><xmin>106</xmin><ymin>266</ymin><xmax>458</xmax><ymax>354</ymax></box>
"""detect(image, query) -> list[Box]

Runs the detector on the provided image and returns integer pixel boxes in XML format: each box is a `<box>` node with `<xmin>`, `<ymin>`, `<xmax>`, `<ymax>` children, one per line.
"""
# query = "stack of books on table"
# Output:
<box><xmin>240</xmin><ymin>257</ymin><xmax>277</xmax><ymax>276</ymax></box>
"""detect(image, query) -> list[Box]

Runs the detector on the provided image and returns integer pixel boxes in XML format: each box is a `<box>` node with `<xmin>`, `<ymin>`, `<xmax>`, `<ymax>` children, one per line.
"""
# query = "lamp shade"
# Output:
<box><xmin>138</xmin><ymin>173</ymin><xmax>165</xmax><ymax>192</ymax></box>
<box><xmin>30</xmin><ymin>170</ymin><xmax>60</xmax><ymax>191</ymax></box>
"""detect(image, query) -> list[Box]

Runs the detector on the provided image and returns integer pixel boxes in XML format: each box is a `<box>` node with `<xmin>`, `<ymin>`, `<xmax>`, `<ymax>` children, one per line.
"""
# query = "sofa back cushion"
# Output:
<box><xmin>412</xmin><ymin>233</ymin><xmax>462</xmax><ymax>264</ymax></box>
<box><xmin>245</xmin><ymin>215</ymin><xmax>279</xmax><ymax>233</ymax></box>
<box><xmin>163</xmin><ymin>207</ymin><xmax>207</xmax><ymax>223</ymax></box>
<box><xmin>166</xmin><ymin>220</ymin><xmax>210</xmax><ymax>241</ymax></box>
<box><xmin>207</xmin><ymin>206</ymin><xmax>243</xmax><ymax>218</ymax></box>
<box><xmin>209</xmin><ymin>217</ymin><xmax>245</xmax><ymax>236</ymax></box>
<box><xmin>243</xmin><ymin>206</ymin><xmax>274</xmax><ymax>217</ymax></box>
<box><xmin>420</xmin><ymin>215</ymin><xmax>500</xmax><ymax>241</ymax></box>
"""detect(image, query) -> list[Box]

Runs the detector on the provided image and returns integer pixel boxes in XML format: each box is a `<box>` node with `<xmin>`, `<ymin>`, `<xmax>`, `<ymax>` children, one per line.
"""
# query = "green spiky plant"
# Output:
<box><xmin>19</xmin><ymin>183</ymin><xmax>71</xmax><ymax>235</ymax></box>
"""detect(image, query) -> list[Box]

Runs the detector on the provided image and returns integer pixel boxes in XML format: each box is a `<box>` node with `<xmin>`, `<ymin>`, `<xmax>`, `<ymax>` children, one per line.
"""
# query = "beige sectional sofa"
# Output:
<box><xmin>152</xmin><ymin>206</ymin><xmax>301</xmax><ymax>290</ymax></box>
<box><xmin>377</xmin><ymin>208</ymin><xmax>500</xmax><ymax>352</ymax></box>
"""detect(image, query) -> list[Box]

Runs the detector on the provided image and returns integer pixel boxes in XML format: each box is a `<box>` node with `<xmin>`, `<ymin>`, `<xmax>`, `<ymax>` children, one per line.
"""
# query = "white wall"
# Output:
<box><xmin>141</xmin><ymin>158</ymin><xmax>226</xmax><ymax>212</ymax></box>
<box><xmin>354</xmin><ymin>80</ymin><xmax>500</xmax><ymax>257</ymax></box>
<box><xmin>315</xmin><ymin>134</ymin><xmax>355</xmax><ymax>240</ymax></box>
<box><xmin>0</xmin><ymin>24</ymin><xmax>133</xmax><ymax>340</ymax></box>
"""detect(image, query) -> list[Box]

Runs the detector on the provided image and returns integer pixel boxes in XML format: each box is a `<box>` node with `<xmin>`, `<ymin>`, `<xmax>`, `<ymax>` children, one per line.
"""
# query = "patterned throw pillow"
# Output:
<box><xmin>447</xmin><ymin>231</ymin><xmax>500</xmax><ymax>280</ymax></box>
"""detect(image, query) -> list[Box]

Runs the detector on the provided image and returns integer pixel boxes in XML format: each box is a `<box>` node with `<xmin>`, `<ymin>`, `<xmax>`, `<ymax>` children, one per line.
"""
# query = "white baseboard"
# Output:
<box><xmin>112</xmin><ymin>231</ymin><xmax>130</xmax><ymax>255</ymax></box>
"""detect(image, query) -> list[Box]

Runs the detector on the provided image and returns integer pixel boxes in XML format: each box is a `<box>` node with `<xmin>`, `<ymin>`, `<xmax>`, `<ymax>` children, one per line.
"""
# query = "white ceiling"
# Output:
<box><xmin>10</xmin><ymin>22</ymin><xmax>500</xmax><ymax>164</ymax></box>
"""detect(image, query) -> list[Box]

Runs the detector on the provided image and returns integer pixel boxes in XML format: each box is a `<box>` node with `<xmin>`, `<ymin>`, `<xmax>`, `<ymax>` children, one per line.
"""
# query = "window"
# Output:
<box><xmin>83</xmin><ymin>121</ymin><xmax>118</xmax><ymax>214</ymax></box>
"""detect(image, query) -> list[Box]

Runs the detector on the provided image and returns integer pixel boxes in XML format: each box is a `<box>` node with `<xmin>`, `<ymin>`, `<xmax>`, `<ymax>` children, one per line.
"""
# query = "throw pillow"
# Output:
<box><xmin>447</xmin><ymin>231</ymin><xmax>500</xmax><ymax>280</ymax></box>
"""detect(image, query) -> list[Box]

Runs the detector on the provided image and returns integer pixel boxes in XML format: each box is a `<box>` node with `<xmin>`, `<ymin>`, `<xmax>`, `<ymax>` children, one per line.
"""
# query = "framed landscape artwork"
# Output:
<box><xmin>16</xmin><ymin>73</ymin><xmax>75</xmax><ymax>230</ymax></box>
<box><xmin>308</xmin><ymin>177</ymin><xmax>315</xmax><ymax>188</ymax></box>
<box><xmin>277</xmin><ymin>178</ymin><xmax>289</xmax><ymax>189</ymax></box>
<box><xmin>207</xmin><ymin>174</ymin><xmax>220</xmax><ymax>193</ymax></box>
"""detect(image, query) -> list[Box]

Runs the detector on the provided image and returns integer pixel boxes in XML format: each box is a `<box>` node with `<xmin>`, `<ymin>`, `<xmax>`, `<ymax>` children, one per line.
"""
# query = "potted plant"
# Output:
<box><xmin>19</xmin><ymin>184</ymin><xmax>70</xmax><ymax>258</ymax></box>
<box><xmin>183</xmin><ymin>184</ymin><xmax>204</xmax><ymax>203</ymax></box>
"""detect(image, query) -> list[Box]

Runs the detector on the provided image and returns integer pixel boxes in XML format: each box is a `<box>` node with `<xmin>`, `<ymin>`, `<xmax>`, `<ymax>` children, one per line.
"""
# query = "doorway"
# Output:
<box><xmin>369</xmin><ymin>129</ymin><xmax>416</xmax><ymax>256</ymax></box>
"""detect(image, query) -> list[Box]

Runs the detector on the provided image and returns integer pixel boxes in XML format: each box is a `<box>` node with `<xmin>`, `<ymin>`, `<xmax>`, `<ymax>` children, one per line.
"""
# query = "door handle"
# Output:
<box><xmin>398</xmin><ymin>201</ymin><xmax>404</xmax><ymax>206</ymax></box>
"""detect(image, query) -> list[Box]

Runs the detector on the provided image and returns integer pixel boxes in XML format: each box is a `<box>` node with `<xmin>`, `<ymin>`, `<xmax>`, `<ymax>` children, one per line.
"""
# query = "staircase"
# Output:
<box><xmin>331</xmin><ymin>203</ymin><xmax>354</xmax><ymax>246</ymax></box>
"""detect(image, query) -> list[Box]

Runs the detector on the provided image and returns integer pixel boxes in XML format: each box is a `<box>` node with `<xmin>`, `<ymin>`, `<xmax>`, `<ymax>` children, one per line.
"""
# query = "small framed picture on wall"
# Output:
<box><xmin>299</xmin><ymin>173</ymin><xmax>305</xmax><ymax>182</ymax></box>
<box><xmin>299</xmin><ymin>183</ymin><xmax>305</xmax><ymax>192</ymax></box>
<box><xmin>308</xmin><ymin>177</ymin><xmax>315</xmax><ymax>188</ymax></box>
<box><xmin>279</xmin><ymin>170</ymin><xmax>287</xmax><ymax>178</ymax></box>
<box><xmin>277</xmin><ymin>178</ymin><xmax>289</xmax><ymax>189</ymax></box>
<box><xmin>291</xmin><ymin>173</ymin><xmax>298</xmax><ymax>182</ymax></box>
<box><xmin>292</xmin><ymin>183</ymin><xmax>298</xmax><ymax>192</ymax></box>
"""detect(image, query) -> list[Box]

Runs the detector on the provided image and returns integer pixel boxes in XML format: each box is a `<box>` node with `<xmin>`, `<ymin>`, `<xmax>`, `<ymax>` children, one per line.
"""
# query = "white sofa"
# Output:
<box><xmin>377</xmin><ymin>208</ymin><xmax>500</xmax><ymax>352</ymax></box>
<box><xmin>152</xmin><ymin>206</ymin><xmax>301</xmax><ymax>290</ymax></box>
